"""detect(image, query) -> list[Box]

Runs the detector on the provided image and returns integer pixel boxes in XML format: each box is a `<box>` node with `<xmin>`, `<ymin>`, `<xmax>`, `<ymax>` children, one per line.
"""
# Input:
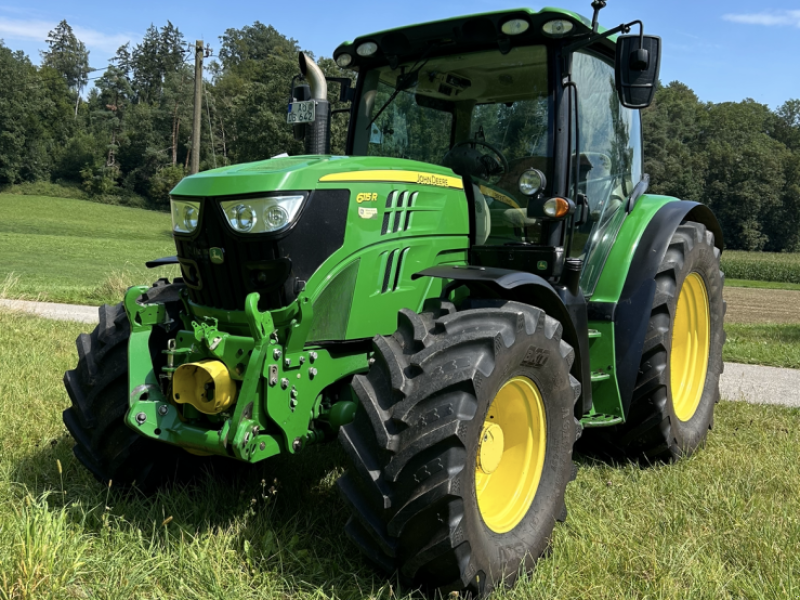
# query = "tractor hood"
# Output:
<box><xmin>170</xmin><ymin>155</ymin><xmax>464</xmax><ymax>198</ymax></box>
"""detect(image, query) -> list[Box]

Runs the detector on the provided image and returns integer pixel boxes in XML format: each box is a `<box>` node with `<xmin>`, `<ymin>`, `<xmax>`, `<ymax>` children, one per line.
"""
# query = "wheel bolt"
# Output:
<box><xmin>157</xmin><ymin>405</ymin><xmax>168</xmax><ymax>416</ymax></box>
<box><xmin>135</xmin><ymin>412</ymin><xmax>147</xmax><ymax>425</ymax></box>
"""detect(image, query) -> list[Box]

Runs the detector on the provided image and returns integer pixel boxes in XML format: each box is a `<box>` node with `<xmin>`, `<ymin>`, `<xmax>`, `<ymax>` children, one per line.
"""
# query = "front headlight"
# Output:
<box><xmin>171</xmin><ymin>198</ymin><xmax>200</xmax><ymax>234</ymax></box>
<box><xmin>220</xmin><ymin>195</ymin><xmax>306</xmax><ymax>234</ymax></box>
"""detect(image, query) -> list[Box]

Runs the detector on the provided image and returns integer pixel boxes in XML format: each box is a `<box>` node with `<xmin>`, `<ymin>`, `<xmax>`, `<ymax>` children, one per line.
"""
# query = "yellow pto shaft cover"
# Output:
<box><xmin>173</xmin><ymin>360</ymin><xmax>237</xmax><ymax>415</ymax></box>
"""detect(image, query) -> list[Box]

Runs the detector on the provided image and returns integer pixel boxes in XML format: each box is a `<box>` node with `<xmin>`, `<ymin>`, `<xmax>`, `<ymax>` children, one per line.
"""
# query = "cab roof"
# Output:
<box><xmin>333</xmin><ymin>7</ymin><xmax>615</xmax><ymax>70</ymax></box>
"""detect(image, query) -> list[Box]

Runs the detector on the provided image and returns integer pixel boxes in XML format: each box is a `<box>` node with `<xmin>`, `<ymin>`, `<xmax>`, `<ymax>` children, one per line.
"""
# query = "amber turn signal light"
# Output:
<box><xmin>543</xmin><ymin>197</ymin><xmax>570</xmax><ymax>218</ymax></box>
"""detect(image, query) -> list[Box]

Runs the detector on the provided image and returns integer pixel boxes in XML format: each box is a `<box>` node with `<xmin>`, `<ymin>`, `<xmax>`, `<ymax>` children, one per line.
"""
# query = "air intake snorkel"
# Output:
<box><xmin>298</xmin><ymin>52</ymin><xmax>331</xmax><ymax>155</ymax></box>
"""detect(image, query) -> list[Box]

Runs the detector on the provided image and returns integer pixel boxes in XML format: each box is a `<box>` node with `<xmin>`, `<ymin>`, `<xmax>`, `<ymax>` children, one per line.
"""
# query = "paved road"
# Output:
<box><xmin>719</xmin><ymin>363</ymin><xmax>800</xmax><ymax>408</ymax></box>
<box><xmin>0</xmin><ymin>299</ymin><xmax>99</xmax><ymax>323</ymax></box>
<box><xmin>2</xmin><ymin>299</ymin><xmax>799</xmax><ymax>408</ymax></box>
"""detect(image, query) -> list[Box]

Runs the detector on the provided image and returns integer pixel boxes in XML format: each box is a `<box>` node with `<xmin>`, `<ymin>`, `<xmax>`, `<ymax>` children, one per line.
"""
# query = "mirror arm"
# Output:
<box><xmin>562</xmin><ymin>20</ymin><xmax>643</xmax><ymax>74</ymax></box>
<box><xmin>325</xmin><ymin>77</ymin><xmax>355</xmax><ymax>103</ymax></box>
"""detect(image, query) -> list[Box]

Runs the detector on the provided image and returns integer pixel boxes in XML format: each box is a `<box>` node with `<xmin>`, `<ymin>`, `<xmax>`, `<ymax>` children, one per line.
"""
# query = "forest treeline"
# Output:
<box><xmin>0</xmin><ymin>20</ymin><xmax>798</xmax><ymax>251</ymax></box>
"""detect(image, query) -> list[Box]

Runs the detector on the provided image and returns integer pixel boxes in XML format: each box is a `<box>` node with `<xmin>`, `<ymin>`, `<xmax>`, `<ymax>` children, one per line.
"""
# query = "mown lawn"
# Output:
<box><xmin>723</xmin><ymin>323</ymin><xmax>800</xmax><ymax>369</ymax></box>
<box><xmin>0</xmin><ymin>194</ymin><xmax>177</xmax><ymax>305</ymax></box>
<box><xmin>0</xmin><ymin>310</ymin><xmax>798</xmax><ymax>599</ymax></box>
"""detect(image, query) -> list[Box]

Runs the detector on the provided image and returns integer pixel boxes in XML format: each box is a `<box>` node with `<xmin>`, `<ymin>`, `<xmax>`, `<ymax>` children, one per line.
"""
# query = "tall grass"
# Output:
<box><xmin>0</xmin><ymin>310</ymin><xmax>798</xmax><ymax>599</ymax></box>
<box><xmin>0</xmin><ymin>272</ymin><xmax>19</xmax><ymax>300</ymax></box>
<box><xmin>722</xmin><ymin>250</ymin><xmax>800</xmax><ymax>284</ymax></box>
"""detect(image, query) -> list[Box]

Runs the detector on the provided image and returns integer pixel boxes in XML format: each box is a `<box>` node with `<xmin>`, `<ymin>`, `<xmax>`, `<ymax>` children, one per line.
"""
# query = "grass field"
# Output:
<box><xmin>1</xmin><ymin>310</ymin><xmax>799</xmax><ymax>599</ymax></box>
<box><xmin>0</xmin><ymin>194</ymin><xmax>176</xmax><ymax>305</ymax></box>
<box><xmin>724</xmin><ymin>323</ymin><xmax>800</xmax><ymax>369</ymax></box>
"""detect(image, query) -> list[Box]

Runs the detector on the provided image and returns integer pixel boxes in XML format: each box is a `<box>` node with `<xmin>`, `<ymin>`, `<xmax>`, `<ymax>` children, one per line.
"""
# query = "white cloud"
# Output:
<box><xmin>723</xmin><ymin>10</ymin><xmax>800</xmax><ymax>27</ymax></box>
<box><xmin>0</xmin><ymin>16</ymin><xmax>134</xmax><ymax>54</ymax></box>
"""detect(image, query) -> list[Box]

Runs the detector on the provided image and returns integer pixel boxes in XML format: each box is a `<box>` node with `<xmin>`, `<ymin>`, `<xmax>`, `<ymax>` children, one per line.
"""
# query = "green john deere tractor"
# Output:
<box><xmin>64</xmin><ymin>2</ymin><xmax>725</xmax><ymax>595</ymax></box>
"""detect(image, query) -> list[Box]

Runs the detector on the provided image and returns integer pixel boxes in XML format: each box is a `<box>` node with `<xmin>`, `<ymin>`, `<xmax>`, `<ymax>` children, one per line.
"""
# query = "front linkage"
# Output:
<box><xmin>123</xmin><ymin>284</ymin><xmax>368</xmax><ymax>462</ymax></box>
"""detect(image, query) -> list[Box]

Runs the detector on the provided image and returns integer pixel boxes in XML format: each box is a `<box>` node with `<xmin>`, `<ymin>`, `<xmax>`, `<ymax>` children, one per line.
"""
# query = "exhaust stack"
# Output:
<box><xmin>298</xmin><ymin>52</ymin><xmax>331</xmax><ymax>155</ymax></box>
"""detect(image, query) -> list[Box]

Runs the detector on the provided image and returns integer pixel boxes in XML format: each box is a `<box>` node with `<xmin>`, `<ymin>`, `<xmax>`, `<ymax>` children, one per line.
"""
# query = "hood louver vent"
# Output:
<box><xmin>381</xmin><ymin>191</ymin><xmax>418</xmax><ymax>236</ymax></box>
<box><xmin>381</xmin><ymin>247</ymin><xmax>410</xmax><ymax>293</ymax></box>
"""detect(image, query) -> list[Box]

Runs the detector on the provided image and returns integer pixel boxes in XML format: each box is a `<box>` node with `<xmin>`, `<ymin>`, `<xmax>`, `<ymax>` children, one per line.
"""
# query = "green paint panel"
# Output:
<box><xmin>591</xmin><ymin>195</ymin><xmax>677</xmax><ymax>304</ymax></box>
<box><xmin>582</xmin><ymin>320</ymin><xmax>624</xmax><ymax>426</ymax></box>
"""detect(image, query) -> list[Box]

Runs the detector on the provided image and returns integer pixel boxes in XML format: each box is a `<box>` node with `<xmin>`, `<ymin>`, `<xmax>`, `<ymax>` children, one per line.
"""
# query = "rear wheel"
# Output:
<box><xmin>593</xmin><ymin>222</ymin><xmax>725</xmax><ymax>460</ymax></box>
<box><xmin>337</xmin><ymin>300</ymin><xmax>580</xmax><ymax>595</ymax></box>
<box><xmin>63</xmin><ymin>280</ymin><xmax>198</xmax><ymax>491</ymax></box>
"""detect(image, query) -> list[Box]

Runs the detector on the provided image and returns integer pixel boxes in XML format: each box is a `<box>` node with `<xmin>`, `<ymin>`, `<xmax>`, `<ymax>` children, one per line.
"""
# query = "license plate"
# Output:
<box><xmin>287</xmin><ymin>101</ymin><xmax>315</xmax><ymax>124</ymax></box>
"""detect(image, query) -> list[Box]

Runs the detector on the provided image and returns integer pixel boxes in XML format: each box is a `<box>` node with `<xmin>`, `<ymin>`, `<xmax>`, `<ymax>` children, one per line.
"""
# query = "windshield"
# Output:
<box><xmin>352</xmin><ymin>45</ymin><xmax>552</xmax><ymax>244</ymax></box>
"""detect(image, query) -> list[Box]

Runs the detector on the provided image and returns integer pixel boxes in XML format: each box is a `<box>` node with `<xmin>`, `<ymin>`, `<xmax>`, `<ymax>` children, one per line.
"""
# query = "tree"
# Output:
<box><xmin>774</xmin><ymin>99</ymin><xmax>800</xmax><ymax>153</ymax></box>
<box><xmin>641</xmin><ymin>81</ymin><xmax>707</xmax><ymax>201</ymax></box>
<box><xmin>701</xmin><ymin>100</ymin><xmax>787</xmax><ymax>250</ymax></box>
<box><xmin>131</xmin><ymin>23</ymin><xmax>186</xmax><ymax>104</ymax></box>
<box><xmin>0</xmin><ymin>42</ymin><xmax>73</xmax><ymax>183</ymax></box>
<box><xmin>218</xmin><ymin>22</ymin><xmax>299</xmax><ymax>72</ymax></box>
<box><xmin>41</xmin><ymin>20</ymin><xmax>89</xmax><ymax>117</ymax></box>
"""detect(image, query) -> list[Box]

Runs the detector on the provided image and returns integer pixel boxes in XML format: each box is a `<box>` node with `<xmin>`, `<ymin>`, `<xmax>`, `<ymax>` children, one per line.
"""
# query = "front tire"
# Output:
<box><xmin>63</xmin><ymin>280</ymin><xmax>197</xmax><ymax>491</ymax></box>
<box><xmin>337</xmin><ymin>300</ymin><xmax>581</xmax><ymax>595</ymax></box>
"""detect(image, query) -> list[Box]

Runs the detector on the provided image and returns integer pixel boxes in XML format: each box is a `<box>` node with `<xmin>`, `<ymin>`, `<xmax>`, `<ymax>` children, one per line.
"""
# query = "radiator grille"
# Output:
<box><xmin>173</xmin><ymin>189</ymin><xmax>349</xmax><ymax>311</ymax></box>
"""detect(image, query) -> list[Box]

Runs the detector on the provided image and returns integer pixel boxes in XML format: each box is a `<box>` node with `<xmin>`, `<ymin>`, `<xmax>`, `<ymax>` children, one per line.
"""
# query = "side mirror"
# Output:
<box><xmin>615</xmin><ymin>34</ymin><xmax>661</xmax><ymax>109</ymax></box>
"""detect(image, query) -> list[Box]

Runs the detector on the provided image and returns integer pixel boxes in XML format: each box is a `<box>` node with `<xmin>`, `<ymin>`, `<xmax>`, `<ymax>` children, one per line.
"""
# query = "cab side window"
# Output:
<box><xmin>570</xmin><ymin>51</ymin><xmax>643</xmax><ymax>295</ymax></box>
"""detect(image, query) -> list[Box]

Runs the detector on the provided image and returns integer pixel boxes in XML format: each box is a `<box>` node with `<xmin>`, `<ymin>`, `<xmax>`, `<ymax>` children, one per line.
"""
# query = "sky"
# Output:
<box><xmin>1</xmin><ymin>1</ymin><xmax>798</xmax><ymax>108</ymax></box>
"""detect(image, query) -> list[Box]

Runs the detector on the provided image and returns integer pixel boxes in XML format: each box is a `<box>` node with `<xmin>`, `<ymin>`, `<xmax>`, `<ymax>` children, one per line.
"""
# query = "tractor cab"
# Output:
<box><xmin>326</xmin><ymin>6</ymin><xmax>657</xmax><ymax>294</ymax></box>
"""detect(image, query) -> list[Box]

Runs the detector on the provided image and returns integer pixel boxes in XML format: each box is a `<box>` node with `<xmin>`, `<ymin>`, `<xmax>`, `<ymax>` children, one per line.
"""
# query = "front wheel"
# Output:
<box><xmin>337</xmin><ymin>300</ymin><xmax>580</xmax><ymax>595</ymax></box>
<box><xmin>63</xmin><ymin>280</ymin><xmax>200</xmax><ymax>491</ymax></box>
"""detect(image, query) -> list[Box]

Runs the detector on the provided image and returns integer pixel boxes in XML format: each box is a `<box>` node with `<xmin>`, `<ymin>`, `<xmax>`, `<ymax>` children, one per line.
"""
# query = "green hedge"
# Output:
<box><xmin>721</xmin><ymin>250</ymin><xmax>800</xmax><ymax>284</ymax></box>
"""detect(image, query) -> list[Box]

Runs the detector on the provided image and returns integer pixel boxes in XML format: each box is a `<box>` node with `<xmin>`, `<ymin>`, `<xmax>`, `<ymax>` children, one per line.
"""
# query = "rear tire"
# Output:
<box><xmin>590</xmin><ymin>222</ymin><xmax>725</xmax><ymax>460</ymax></box>
<box><xmin>337</xmin><ymin>300</ymin><xmax>581</xmax><ymax>595</ymax></box>
<box><xmin>63</xmin><ymin>280</ymin><xmax>197</xmax><ymax>491</ymax></box>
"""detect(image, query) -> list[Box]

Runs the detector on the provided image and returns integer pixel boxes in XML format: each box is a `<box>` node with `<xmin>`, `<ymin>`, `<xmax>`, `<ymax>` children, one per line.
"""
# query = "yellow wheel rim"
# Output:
<box><xmin>475</xmin><ymin>376</ymin><xmax>546</xmax><ymax>534</ymax></box>
<box><xmin>670</xmin><ymin>272</ymin><xmax>711</xmax><ymax>421</ymax></box>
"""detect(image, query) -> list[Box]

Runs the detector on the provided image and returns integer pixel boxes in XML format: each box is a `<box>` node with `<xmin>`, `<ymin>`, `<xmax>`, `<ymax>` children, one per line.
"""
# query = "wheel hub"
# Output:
<box><xmin>670</xmin><ymin>272</ymin><xmax>711</xmax><ymax>421</ymax></box>
<box><xmin>475</xmin><ymin>376</ymin><xmax>547</xmax><ymax>533</ymax></box>
<box><xmin>477</xmin><ymin>423</ymin><xmax>505</xmax><ymax>474</ymax></box>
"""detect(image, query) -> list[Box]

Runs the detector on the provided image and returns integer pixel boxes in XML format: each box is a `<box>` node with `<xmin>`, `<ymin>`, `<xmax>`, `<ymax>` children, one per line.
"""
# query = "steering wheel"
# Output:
<box><xmin>452</xmin><ymin>139</ymin><xmax>510</xmax><ymax>174</ymax></box>
<box><xmin>443</xmin><ymin>140</ymin><xmax>509</xmax><ymax>181</ymax></box>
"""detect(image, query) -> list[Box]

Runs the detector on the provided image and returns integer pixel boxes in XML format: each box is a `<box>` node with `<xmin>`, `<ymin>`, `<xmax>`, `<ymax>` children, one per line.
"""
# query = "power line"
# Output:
<box><xmin>21</xmin><ymin>72</ymin><xmax>107</xmax><ymax>91</ymax></box>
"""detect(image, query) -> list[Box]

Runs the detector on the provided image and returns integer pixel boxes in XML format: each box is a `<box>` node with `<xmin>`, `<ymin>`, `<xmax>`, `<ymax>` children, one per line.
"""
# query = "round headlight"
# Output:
<box><xmin>542</xmin><ymin>19</ymin><xmax>574</xmax><ymax>37</ymax></box>
<box><xmin>519</xmin><ymin>169</ymin><xmax>547</xmax><ymax>196</ymax></box>
<box><xmin>501</xmin><ymin>19</ymin><xmax>530</xmax><ymax>36</ymax></box>
<box><xmin>356</xmin><ymin>42</ymin><xmax>378</xmax><ymax>57</ymax></box>
<box><xmin>264</xmin><ymin>205</ymin><xmax>289</xmax><ymax>231</ymax></box>
<box><xmin>182</xmin><ymin>205</ymin><xmax>198</xmax><ymax>231</ymax></box>
<box><xmin>232</xmin><ymin>204</ymin><xmax>256</xmax><ymax>232</ymax></box>
<box><xmin>336</xmin><ymin>53</ymin><xmax>353</xmax><ymax>68</ymax></box>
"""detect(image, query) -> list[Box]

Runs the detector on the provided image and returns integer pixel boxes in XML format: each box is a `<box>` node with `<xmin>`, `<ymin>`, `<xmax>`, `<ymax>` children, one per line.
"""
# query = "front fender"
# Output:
<box><xmin>413</xmin><ymin>265</ymin><xmax>591</xmax><ymax>415</ymax></box>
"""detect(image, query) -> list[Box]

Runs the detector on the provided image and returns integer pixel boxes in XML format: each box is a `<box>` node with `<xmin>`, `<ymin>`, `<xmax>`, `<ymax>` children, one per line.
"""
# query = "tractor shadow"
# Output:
<box><xmin>11</xmin><ymin>435</ymin><xmax>408</xmax><ymax>599</ymax></box>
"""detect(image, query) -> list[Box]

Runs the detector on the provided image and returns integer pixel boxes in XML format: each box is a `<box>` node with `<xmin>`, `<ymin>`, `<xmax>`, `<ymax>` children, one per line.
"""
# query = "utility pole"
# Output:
<box><xmin>190</xmin><ymin>40</ymin><xmax>204</xmax><ymax>175</ymax></box>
